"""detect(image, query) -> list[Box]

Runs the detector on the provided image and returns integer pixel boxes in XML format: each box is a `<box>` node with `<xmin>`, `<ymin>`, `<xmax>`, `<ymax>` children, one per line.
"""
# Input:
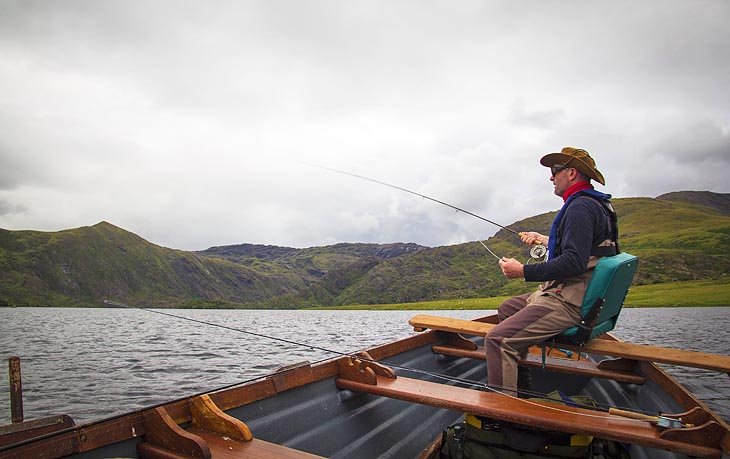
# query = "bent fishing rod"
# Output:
<box><xmin>304</xmin><ymin>163</ymin><xmax>547</xmax><ymax>261</ymax></box>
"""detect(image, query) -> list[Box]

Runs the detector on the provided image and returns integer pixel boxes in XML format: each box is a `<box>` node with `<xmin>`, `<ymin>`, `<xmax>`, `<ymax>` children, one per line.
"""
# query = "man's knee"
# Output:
<box><xmin>496</xmin><ymin>301</ymin><xmax>510</xmax><ymax>322</ymax></box>
<box><xmin>484</xmin><ymin>331</ymin><xmax>500</xmax><ymax>352</ymax></box>
<box><xmin>497</xmin><ymin>293</ymin><xmax>530</xmax><ymax>321</ymax></box>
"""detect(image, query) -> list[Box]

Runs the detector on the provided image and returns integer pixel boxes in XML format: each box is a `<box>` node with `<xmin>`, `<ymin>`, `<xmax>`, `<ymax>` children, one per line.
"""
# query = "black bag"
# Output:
<box><xmin>439</xmin><ymin>392</ymin><xmax>630</xmax><ymax>459</ymax></box>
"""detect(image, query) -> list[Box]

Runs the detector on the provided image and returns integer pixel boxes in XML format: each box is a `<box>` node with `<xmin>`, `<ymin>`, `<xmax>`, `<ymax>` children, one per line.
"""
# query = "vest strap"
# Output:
<box><xmin>591</xmin><ymin>245</ymin><xmax>618</xmax><ymax>257</ymax></box>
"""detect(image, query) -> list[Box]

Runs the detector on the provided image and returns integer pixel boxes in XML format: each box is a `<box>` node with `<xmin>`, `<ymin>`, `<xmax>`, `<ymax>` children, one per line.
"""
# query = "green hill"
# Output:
<box><xmin>0</xmin><ymin>222</ymin><xmax>304</xmax><ymax>307</ymax></box>
<box><xmin>0</xmin><ymin>191</ymin><xmax>727</xmax><ymax>308</ymax></box>
<box><xmin>332</xmin><ymin>192</ymin><xmax>730</xmax><ymax>305</ymax></box>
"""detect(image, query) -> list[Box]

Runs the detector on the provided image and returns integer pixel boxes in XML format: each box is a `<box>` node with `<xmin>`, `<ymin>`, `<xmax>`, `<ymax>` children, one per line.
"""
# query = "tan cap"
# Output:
<box><xmin>540</xmin><ymin>147</ymin><xmax>605</xmax><ymax>185</ymax></box>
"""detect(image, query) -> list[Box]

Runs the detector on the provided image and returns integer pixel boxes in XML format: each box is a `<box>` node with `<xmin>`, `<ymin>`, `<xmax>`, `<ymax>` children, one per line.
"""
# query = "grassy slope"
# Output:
<box><xmin>0</xmin><ymin>222</ymin><xmax>296</xmax><ymax>307</ymax></box>
<box><xmin>332</xmin><ymin>194</ymin><xmax>729</xmax><ymax>305</ymax></box>
<box><xmin>315</xmin><ymin>279</ymin><xmax>730</xmax><ymax>310</ymax></box>
<box><xmin>0</xmin><ymin>192</ymin><xmax>727</xmax><ymax>308</ymax></box>
<box><xmin>613</xmin><ymin>197</ymin><xmax>730</xmax><ymax>283</ymax></box>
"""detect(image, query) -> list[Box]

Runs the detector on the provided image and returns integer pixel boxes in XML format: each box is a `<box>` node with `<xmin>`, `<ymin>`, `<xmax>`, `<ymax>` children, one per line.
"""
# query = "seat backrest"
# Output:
<box><xmin>582</xmin><ymin>252</ymin><xmax>638</xmax><ymax>326</ymax></box>
<box><xmin>559</xmin><ymin>252</ymin><xmax>638</xmax><ymax>344</ymax></box>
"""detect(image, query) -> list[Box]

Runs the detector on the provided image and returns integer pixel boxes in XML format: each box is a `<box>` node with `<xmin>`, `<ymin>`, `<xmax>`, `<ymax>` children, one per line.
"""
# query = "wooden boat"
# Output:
<box><xmin>1</xmin><ymin>313</ymin><xmax>729</xmax><ymax>459</ymax></box>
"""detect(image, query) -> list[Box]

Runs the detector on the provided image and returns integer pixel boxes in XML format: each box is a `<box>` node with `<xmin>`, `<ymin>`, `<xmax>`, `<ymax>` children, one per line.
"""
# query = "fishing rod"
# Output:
<box><xmin>304</xmin><ymin>163</ymin><xmax>547</xmax><ymax>261</ymax></box>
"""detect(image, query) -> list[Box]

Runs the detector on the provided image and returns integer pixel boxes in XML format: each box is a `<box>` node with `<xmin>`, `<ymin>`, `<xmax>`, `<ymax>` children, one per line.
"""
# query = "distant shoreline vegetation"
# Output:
<box><xmin>2</xmin><ymin>279</ymin><xmax>727</xmax><ymax>310</ymax></box>
<box><xmin>315</xmin><ymin>279</ymin><xmax>729</xmax><ymax>310</ymax></box>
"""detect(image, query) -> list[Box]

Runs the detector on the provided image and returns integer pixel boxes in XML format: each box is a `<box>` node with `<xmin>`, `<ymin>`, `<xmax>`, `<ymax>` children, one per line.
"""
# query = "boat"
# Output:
<box><xmin>1</xmin><ymin>312</ymin><xmax>728</xmax><ymax>459</ymax></box>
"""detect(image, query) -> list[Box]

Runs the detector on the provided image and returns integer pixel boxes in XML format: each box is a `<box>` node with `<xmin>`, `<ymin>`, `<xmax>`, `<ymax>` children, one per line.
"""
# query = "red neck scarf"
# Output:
<box><xmin>562</xmin><ymin>181</ymin><xmax>593</xmax><ymax>202</ymax></box>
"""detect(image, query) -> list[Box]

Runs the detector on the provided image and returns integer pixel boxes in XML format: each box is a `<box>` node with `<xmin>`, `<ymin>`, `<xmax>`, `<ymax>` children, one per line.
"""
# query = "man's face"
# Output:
<box><xmin>550</xmin><ymin>165</ymin><xmax>572</xmax><ymax>197</ymax></box>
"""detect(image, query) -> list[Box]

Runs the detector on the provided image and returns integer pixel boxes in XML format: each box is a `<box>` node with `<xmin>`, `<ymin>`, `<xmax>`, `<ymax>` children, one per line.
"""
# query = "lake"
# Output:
<box><xmin>0</xmin><ymin>307</ymin><xmax>728</xmax><ymax>425</ymax></box>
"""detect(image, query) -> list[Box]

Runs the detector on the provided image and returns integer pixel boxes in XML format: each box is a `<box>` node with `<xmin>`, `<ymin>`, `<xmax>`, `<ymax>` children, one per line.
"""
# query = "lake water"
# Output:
<box><xmin>0</xmin><ymin>307</ymin><xmax>728</xmax><ymax>425</ymax></box>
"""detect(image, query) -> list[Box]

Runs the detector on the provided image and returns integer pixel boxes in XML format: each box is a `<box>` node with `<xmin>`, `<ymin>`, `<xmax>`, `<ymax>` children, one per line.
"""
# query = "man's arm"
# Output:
<box><xmin>521</xmin><ymin>200</ymin><xmax>597</xmax><ymax>281</ymax></box>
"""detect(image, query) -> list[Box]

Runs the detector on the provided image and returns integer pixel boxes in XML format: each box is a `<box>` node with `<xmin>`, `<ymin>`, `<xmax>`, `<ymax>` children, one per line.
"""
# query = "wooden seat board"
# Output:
<box><xmin>335</xmin><ymin>374</ymin><xmax>724</xmax><ymax>458</ymax></box>
<box><xmin>411</xmin><ymin>315</ymin><xmax>730</xmax><ymax>373</ymax></box>
<box><xmin>431</xmin><ymin>344</ymin><xmax>646</xmax><ymax>385</ymax></box>
<box><xmin>187</xmin><ymin>428</ymin><xmax>325</xmax><ymax>459</ymax></box>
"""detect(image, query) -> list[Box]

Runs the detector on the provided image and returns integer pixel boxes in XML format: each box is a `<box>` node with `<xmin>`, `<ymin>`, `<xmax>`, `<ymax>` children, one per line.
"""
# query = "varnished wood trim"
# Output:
<box><xmin>190</xmin><ymin>395</ymin><xmax>252</xmax><ymax>442</ymax></box>
<box><xmin>336</xmin><ymin>374</ymin><xmax>724</xmax><ymax>458</ymax></box>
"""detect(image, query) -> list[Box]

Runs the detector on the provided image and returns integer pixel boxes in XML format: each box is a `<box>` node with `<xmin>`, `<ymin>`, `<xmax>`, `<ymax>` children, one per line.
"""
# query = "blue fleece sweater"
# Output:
<box><xmin>523</xmin><ymin>196</ymin><xmax>612</xmax><ymax>282</ymax></box>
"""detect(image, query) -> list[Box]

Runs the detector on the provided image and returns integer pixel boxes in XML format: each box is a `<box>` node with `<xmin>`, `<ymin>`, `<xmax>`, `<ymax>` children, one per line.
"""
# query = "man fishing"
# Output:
<box><xmin>486</xmin><ymin>147</ymin><xmax>618</xmax><ymax>396</ymax></box>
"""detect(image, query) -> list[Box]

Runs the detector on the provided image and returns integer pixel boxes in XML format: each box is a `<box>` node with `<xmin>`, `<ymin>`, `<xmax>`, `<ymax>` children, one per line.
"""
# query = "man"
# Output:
<box><xmin>485</xmin><ymin>147</ymin><xmax>618</xmax><ymax>395</ymax></box>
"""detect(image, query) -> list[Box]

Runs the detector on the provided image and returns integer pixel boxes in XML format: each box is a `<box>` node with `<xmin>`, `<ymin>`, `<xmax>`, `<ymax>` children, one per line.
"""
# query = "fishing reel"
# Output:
<box><xmin>529</xmin><ymin>244</ymin><xmax>548</xmax><ymax>262</ymax></box>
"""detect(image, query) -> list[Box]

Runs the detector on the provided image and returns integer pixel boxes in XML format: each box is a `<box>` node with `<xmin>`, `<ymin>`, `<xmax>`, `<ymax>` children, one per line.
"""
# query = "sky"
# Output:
<box><xmin>1</xmin><ymin>1</ymin><xmax>728</xmax><ymax>251</ymax></box>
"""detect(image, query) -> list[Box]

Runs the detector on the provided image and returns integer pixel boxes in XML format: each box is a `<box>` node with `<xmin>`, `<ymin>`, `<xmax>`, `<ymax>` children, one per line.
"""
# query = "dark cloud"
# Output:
<box><xmin>0</xmin><ymin>199</ymin><xmax>26</xmax><ymax>217</ymax></box>
<box><xmin>653</xmin><ymin>120</ymin><xmax>730</xmax><ymax>165</ymax></box>
<box><xmin>0</xmin><ymin>152</ymin><xmax>26</xmax><ymax>191</ymax></box>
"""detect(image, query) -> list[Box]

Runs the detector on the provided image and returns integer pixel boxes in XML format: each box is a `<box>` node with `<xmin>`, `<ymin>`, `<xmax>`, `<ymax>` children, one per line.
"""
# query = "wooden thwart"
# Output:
<box><xmin>410</xmin><ymin>314</ymin><xmax>730</xmax><ymax>373</ymax></box>
<box><xmin>431</xmin><ymin>344</ymin><xmax>646</xmax><ymax>385</ymax></box>
<box><xmin>335</xmin><ymin>358</ymin><xmax>727</xmax><ymax>458</ymax></box>
<box><xmin>137</xmin><ymin>394</ymin><xmax>323</xmax><ymax>459</ymax></box>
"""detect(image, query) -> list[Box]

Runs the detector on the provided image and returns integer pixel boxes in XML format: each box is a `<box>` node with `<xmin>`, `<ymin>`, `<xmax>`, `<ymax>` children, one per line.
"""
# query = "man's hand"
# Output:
<box><xmin>519</xmin><ymin>231</ymin><xmax>548</xmax><ymax>246</ymax></box>
<box><xmin>499</xmin><ymin>257</ymin><xmax>525</xmax><ymax>279</ymax></box>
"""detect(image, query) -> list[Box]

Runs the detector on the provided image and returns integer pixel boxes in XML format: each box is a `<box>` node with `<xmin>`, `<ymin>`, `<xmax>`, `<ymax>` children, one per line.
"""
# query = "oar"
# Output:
<box><xmin>409</xmin><ymin>314</ymin><xmax>730</xmax><ymax>374</ymax></box>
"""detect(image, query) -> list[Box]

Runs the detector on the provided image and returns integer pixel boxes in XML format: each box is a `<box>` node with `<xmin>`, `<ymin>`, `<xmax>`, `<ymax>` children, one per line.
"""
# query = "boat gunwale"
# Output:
<box><xmin>0</xmin><ymin>326</ymin><xmax>441</xmax><ymax>457</ymax></box>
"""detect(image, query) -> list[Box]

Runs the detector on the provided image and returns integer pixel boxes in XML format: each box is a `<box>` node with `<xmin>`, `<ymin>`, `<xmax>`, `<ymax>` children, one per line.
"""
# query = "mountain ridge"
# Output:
<box><xmin>1</xmin><ymin>191</ymin><xmax>727</xmax><ymax>308</ymax></box>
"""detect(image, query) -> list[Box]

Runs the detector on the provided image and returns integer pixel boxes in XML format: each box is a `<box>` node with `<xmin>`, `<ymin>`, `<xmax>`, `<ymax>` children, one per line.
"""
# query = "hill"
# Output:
<box><xmin>0</xmin><ymin>223</ymin><xmax>426</xmax><ymax>307</ymax></box>
<box><xmin>333</xmin><ymin>191</ymin><xmax>730</xmax><ymax>304</ymax></box>
<box><xmin>0</xmin><ymin>191</ymin><xmax>727</xmax><ymax>308</ymax></box>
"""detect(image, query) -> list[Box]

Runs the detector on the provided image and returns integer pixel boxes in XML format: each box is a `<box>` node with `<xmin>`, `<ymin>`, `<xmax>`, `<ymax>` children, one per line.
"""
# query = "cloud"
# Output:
<box><xmin>508</xmin><ymin>101</ymin><xmax>566</xmax><ymax>130</ymax></box>
<box><xmin>0</xmin><ymin>199</ymin><xmax>26</xmax><ymax>217</ymax></box>
<box><xmin>0</xmin><ymin>1</ymin><xmax>728</xmax><ymax>250</ymax></box>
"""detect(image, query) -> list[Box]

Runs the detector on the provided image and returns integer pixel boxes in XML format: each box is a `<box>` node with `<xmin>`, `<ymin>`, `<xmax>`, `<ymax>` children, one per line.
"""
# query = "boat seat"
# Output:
<box><xmin>334</xmin><ymin>357</ymin><xmax>727</xmax><ymax>459</ymax></box>
<box><xmin>556</xmin><ymin>252</ymin><xmax>639</xmax><ymax>346</ymax></box>
<box><xmin>137</xmin><ymin>395</ymin><xmax>324</xmax><ymax>459</ymax></box>
<box><xmin>430</xmin><ymin>343</ymin><xmax>646</xmax><ymax>384</ymax></box>
<box><xmin>409</xmin><ymin>314</ymin><xmax>730</xmax><ymax>373</ymax></box>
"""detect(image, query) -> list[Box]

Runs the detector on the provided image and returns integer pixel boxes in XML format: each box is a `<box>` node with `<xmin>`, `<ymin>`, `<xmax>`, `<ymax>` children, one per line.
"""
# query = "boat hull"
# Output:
<box><xmin>1</xmin><ymin>321</ymin><xmax>726</xmax><ymax>459</ymax></box>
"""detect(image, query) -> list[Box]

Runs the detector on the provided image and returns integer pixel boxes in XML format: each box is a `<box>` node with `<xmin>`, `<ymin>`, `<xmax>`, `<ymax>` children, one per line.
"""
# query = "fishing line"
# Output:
<box><xmin>301</xmin><ymin>162</ymin><xmax>548</xmax><ymax>262</ymax></box>
<box><xmin>101</xmin><ymin>300</ymin><xmax>656</xmax><ymax>421</ymax></box>
<box><xmin>103</xmin><ymin>300</ymin><xmax>343</xmax><ymax>357</ymax></box>
<box><xmin>303</xmin><ymin>162</ymin><xmax>521</xmax><ymax>235</ymax></box>
<box><xmin>456</xmin><ymin>212</ymin><xmax>501</xmax><ymax>260</ymax></box>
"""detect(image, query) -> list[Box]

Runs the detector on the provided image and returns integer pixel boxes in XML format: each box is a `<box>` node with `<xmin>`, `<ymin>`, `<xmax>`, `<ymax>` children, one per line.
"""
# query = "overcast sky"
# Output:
<box><xmin>1</xmin><ymin>1</ymin><xmax>728</xmax><ymax>250</ymax></box>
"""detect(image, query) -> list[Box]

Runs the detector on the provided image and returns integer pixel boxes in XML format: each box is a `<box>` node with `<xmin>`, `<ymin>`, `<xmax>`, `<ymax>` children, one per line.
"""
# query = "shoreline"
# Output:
<box><xmin>2</xmin><ymin>279</ymin><xmax>727</xmax><ymax>310</ymax></box>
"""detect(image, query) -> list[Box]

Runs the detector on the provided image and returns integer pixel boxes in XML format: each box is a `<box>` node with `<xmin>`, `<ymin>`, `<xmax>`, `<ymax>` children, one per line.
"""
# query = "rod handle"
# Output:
<box><xmin>517</xmin><ymin>232</ymin><xmax>544</xmax><ymax>245</ymax></box>
<box><xmin>608</xmin><ymin>407</ymin><xmax>657</xmax><ymax>422</ymax></box>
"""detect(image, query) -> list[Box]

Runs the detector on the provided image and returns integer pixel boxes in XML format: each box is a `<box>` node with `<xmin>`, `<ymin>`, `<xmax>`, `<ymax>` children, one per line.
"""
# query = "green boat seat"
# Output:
<box><xmin>558</xmin><ymin>252</ymin><xmax>639</xmax><ymax>346</ymax></box>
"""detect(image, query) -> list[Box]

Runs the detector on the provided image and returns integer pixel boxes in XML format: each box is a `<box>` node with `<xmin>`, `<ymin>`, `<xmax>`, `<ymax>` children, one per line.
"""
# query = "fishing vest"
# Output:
<box><xmin>550</xmin><ymin>192</ymin><xmax>619</xmax><ymax>261</ymax></box>
<box><xmin>541</xmin><ymin>193</ymin><xmax>620</xmax><ymax>308</ymax></box>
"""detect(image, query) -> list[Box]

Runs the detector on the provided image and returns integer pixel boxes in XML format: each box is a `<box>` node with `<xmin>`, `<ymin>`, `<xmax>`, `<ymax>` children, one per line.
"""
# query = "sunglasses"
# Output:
<box><xmin>550</xmin><ymin>164</ymin><xmax>572</xmax><ymax>177</ymax></box>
